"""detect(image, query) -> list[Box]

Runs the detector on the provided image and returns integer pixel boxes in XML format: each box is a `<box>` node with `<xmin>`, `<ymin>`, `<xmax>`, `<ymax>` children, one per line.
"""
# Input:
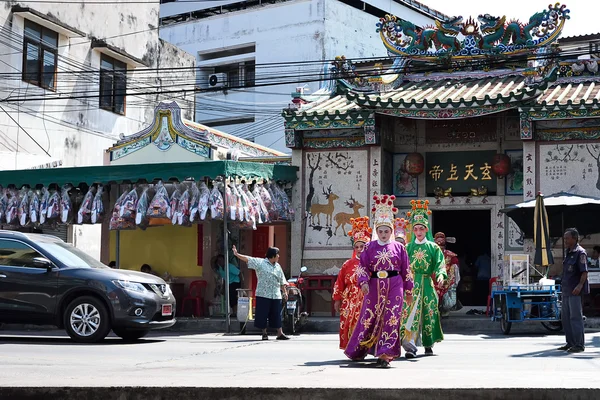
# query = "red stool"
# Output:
<box><xmin>181</xmin><ymin>280</ymin><xmax>208</xmax><ymax>317</ymax></box>
<box><xmin>486</xmin><ymin>277</ymin><xmax>500</xmax><ymax>316</ymax></box>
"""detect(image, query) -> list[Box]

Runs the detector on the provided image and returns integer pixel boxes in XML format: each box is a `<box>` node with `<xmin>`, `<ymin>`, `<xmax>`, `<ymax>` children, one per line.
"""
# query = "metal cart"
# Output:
<box><xmin>491</xmin><ymin>284</ymin><xmax>562</xmax><ymax>335</ymax></box>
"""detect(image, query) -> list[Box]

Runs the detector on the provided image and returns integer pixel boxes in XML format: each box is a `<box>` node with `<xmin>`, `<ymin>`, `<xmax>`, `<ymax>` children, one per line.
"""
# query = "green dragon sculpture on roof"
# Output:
<box><xmin>377</xmin><ymin>3</ymin><xmax>569</xmax><ymax>59</ymax></box>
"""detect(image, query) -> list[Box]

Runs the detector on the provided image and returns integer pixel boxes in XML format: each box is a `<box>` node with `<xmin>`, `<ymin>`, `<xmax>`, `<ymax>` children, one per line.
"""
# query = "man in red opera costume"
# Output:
<box><xmin>333</xmin><ymin>216</ymin><xmax>371</xmax><ymax>350</ymax></box>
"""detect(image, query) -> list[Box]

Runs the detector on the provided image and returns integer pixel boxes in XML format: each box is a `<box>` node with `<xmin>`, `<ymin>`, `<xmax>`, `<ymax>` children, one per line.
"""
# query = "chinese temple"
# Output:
<box><xmin>285</xmin><ymin>4</ymin><xmax>600</xmax><ymax>308</ymax></box>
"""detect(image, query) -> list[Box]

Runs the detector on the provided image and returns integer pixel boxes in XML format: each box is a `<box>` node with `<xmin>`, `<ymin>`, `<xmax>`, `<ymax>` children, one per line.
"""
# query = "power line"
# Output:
<box><xmin>0</xmin><ymin>104</ymin><xmax>51</xmax><ymax>156</ymax></box>
<box><xmin>1</xmin><ymin>47</ymin><xmax>590</xmax><ymax>104</ymax></box>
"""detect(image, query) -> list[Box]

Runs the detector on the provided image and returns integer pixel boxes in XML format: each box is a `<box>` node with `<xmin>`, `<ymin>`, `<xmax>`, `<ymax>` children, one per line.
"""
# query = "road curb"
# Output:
<box><xmin>0</xmin><ymin>387</ymin><xmax>597</xmax><ymax>400</ymax></box>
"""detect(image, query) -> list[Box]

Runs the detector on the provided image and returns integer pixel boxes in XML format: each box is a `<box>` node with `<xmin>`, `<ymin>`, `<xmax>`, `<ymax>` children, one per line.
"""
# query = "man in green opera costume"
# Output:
<box><xmin>401</xmin><ymin>199</ymin><xmax>447</xmax><ymax>358</ymax></box>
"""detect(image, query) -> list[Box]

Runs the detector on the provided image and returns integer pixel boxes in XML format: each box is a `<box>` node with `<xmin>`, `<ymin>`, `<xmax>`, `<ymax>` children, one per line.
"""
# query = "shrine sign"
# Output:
<box><xmin>425</xmin><ymin>151</ymin><xmax>497</xmax><ymax>196</ymax></box>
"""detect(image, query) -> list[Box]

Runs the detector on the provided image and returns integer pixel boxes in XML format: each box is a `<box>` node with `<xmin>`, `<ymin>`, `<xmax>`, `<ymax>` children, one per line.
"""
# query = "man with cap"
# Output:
<box><xmin>433</xmin><ymin>232</ymin><xmax>460</xmax><ymax>318</ymax></box>
<box><xmin>344</xmin><ymin>194</ymin><xmax>413</xmax><ymax>368</ymax></box>
<box><xmin>401</xmin><ymin>200</ymin><xmax>446</xmax><ymax>358</ymax></box>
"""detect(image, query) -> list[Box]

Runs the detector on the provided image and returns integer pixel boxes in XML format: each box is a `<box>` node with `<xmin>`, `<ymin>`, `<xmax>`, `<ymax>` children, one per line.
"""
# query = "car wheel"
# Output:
<box><xmin>64</xmin><ymin>296</ymin><xmax>111</xmax><ymax>343</ymax></box>
<box><xmin>112</xmin><ymin>328</ymin><xmax>149</xmax><ymax>341</ymax></box>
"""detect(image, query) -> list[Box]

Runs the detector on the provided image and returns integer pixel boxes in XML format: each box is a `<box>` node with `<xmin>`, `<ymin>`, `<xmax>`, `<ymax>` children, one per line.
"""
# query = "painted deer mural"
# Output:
<box><xmin>334</xmin><ymin>196</ymin><xmax>365</xmax><ymax>236</ymax></box>
<box><xmin>310</xmin><ymin>185</ymin><xmax>339</xmax><ymax>226</ymax></box>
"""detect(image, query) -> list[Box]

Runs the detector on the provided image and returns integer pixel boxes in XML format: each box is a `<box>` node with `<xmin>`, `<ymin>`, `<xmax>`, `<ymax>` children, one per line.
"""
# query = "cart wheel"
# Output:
<box><xmin>500</xmin><ymin>305</ymin><xmax>512</xmax><ymax>335</ymax></box>
<box><xmin>541</xmin><ymin>321</ymin><xmax>563</xmax><ymax>332</ymax></box>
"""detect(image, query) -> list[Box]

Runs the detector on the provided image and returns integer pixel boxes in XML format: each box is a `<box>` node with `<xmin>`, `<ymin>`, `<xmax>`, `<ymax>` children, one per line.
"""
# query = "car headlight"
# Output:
<box><xmin>113</xmin><ymin>280</ymin><xmax>148</xmax><ymax>293</ymax></box>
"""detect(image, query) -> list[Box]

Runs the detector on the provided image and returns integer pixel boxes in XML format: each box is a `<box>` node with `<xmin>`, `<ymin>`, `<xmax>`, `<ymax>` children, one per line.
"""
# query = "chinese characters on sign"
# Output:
<box><xmin>544</xmin><ymin>165</ymin><xmax>567</xmax><ymax>181</ymax></box>
<box><xmin>425</xmin><ymin>151</ymin><xmax>497</xmax><ymax>196</ymax></box>
<box><xmin>523</xmin><ymin>144</ymin><xmax>535</xmax><ymax>200</ymax></box>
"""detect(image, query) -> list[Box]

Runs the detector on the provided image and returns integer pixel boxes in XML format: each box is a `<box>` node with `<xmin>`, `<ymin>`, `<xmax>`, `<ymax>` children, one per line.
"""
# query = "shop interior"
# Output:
<box><xmin>432</xmin><ymin>209</ymin><xmax>491</xmax><ymax>307</ymax></box>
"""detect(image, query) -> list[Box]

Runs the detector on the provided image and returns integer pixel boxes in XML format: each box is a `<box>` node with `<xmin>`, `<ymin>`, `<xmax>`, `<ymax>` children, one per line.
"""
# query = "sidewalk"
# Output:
<box><xmin>4</xmin><ymin>308</ymin><xmax>600</xmax><ymax>335</ymax></box>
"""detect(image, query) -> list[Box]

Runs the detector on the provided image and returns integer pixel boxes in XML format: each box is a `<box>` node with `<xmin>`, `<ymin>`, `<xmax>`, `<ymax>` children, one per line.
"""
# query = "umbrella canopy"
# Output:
<box><xmin>501</xmin><ymin>192</ymin><xmax>600</xmax><ymax>238</ymax></box>
<box><xmin>533</xmin><ymin>193</ymin><xmax>554</xmax><ymax>267</ymax></box>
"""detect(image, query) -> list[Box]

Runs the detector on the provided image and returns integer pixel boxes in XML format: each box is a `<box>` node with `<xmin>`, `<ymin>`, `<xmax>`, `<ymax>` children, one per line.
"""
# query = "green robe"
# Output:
<box><xmin>401</xmin><ymin>240</ymin><xmax>447</xmax><ymax>348</ymax></box>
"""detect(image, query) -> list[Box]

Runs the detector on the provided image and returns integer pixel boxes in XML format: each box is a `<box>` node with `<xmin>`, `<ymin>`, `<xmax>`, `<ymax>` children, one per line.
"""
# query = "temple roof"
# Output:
<box><xmin>537</xmin><ymin>81</ymin><xmax>600</xmax><ymax>108</ymax></box>
<box><xmin>347</xmin><ymin>74</ymin><xmax>549</xmax><ymax>109</ymax></box>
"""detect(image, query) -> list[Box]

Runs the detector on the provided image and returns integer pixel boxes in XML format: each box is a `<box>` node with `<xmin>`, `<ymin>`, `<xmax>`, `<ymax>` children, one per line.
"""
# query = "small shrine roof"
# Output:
<box><xmin>283</xmin><ymin>94</ymin><xmax>372</xmax><ymax>127</ymax></box>
<box><xmin>292</xmin><ymin>95</ymin><xmax>362</xmax><ymax>117</ymax></box>
<box><xmin>109</xmin><ymin>102</ymin><xmax>286</xmax><ymax>159</ymax></box>
<box><xmin>347</xmin><ymin>74</ymin><xmax>549</xmax><ymax>109</ymax></box>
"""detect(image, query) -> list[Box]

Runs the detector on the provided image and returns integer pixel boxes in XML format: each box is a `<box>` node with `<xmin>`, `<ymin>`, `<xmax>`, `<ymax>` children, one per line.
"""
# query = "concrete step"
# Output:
<box><xmin>0</xmin><ymin>387</ymin><xmax>598</xmax><ymax>400</ymax></box>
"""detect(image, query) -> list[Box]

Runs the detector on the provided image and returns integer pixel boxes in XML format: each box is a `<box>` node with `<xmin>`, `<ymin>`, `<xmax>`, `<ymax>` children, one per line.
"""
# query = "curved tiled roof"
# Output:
<box><xmin>347</xmin><ymin>74</ymin><xmax>549</xmax><ymax>109</ymax></box>
<box><xmin>536</xmin><ymin>80</ymin><xmax>600</xmax><ymax>107</ymax></box>
<box><xmin>291</xmin><ymin>95</ymin><xmax>362</xmax><ymax>116</ymax></box>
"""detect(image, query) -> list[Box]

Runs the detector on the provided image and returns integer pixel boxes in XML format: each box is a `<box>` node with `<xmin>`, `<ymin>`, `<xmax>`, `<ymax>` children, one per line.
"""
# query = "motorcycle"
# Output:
<box><xmin>282</xmin><ymin>266</ymin><xmax>309</xmax><ymax>335</ymax></box>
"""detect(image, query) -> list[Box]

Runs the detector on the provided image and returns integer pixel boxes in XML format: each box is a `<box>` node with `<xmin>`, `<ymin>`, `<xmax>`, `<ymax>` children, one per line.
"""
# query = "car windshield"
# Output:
<box><xmin>36</xmin><ymin>240</ymin><xmax>107</xmax><ymax>269</ymax></box>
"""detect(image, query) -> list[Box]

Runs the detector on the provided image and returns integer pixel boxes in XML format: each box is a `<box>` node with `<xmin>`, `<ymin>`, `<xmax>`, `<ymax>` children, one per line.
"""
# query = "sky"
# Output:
<box><xmin>420</xmin><ymin>0</ymin><xmax>596</xmax><ymax>38</ymax></box>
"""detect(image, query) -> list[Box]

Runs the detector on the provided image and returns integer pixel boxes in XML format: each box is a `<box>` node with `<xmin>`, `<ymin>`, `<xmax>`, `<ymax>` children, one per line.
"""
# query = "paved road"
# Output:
<box><xmin>0</xmin><ymin>330</ymin><xmax>599</xmax><ymax>389</ymax></box>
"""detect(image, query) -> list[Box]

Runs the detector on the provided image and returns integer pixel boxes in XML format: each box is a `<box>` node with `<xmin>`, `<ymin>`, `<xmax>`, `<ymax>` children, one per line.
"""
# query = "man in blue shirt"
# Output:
<box><xmin>558</xmin><ymin>228</ymin><xmax>589</xmax><ymax>353</ymax></box>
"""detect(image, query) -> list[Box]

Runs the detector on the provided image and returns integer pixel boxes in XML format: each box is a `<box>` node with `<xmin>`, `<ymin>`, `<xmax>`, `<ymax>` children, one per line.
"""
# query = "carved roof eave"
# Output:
<box><xmin>282</xmin><ymin>109</ymin><xmax>373</xmax><ymax>124</ymax></box>
<box><xmin>519</xmin><ymin>102</ymin><xmax>600</xmax><ymax>121</ymax></box>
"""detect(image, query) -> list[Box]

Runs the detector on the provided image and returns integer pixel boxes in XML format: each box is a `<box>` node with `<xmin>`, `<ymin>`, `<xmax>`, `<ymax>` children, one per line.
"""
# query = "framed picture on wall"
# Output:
<box><xmin>505</xmin><ymin>149</ymin><xmax>524</xmax><ymax>196</ymax></box>
<box><xmin>393</xmin><ymin>153</ymin><xmax>418</xmax><ymax>197</ymax></box>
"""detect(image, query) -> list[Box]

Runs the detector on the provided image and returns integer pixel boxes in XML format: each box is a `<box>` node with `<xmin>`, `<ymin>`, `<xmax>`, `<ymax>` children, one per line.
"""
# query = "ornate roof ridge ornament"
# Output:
<box><xmin>377</xmin><ymin>3</ymin><xmax>570</xmax><ymax>60</ymax></box>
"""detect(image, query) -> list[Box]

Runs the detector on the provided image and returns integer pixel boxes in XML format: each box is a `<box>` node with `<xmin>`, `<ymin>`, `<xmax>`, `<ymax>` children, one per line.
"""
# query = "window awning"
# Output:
<box><xmin>91</xmin><ymin>38</ymin><xmax>147</xmax><ymax>68</ymax></box>
<box><xmin>12</xmin><ymin>6</ymin><xmax>85</xmax><ymax>38</ymax></box>
<box><xmin>0</xmin><ymin>161</ymin><xmax>298</xmax><ymax>188</ymax></box>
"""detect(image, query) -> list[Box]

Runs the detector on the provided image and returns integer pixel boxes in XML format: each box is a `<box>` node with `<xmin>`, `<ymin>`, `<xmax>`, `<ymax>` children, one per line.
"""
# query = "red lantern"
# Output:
<box><xmin>491</xmin><ymin>153</ymin><xmax>511</xmax><ymax>178</ymax></box>
<box><xmin>403</xmin><ymin>152</ymin><xmax>424</xmax><ymax>176</ymax></box>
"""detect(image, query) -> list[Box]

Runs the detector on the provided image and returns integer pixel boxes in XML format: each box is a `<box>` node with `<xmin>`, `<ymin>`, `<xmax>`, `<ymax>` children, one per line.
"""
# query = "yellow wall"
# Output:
<box><xmin>109</xmin><ymin>225</ymin><xmax>203</xmax><ymax>277</ymax></box>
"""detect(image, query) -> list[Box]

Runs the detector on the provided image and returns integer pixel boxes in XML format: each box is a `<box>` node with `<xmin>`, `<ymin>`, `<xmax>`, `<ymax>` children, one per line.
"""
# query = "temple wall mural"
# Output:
<box><xmin>303</xmin><ymin>149</ymin><xmax>369</xmax><ymax>249</ymax></box>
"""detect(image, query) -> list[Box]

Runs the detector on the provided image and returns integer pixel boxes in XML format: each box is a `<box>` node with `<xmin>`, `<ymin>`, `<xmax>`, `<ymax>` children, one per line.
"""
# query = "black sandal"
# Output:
<box><xmin>262</xmin><ymin>333</ymin><xmax>268</xmax><ymax>340</ymax></box>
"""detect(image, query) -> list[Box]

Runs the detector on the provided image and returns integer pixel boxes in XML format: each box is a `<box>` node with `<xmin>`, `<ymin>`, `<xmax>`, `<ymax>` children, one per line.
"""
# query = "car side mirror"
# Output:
<box><xmin>33</xmin><ymin>257</ymin><xmax>53</xmax><ymax>270</ymax></box>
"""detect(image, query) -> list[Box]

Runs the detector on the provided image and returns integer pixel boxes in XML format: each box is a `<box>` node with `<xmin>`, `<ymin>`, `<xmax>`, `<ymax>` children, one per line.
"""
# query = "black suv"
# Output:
<box><xmin>0</xmin><ymin>231</ymin><xmax>176</xmax><ymax>342</ymax></box>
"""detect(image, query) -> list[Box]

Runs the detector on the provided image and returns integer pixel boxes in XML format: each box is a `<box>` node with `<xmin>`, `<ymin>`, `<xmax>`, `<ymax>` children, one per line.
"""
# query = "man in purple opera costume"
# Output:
<box><xmin>344</xmin><ymin>194</ymin><xmax>413</xmax><ymax>368</ymax></box>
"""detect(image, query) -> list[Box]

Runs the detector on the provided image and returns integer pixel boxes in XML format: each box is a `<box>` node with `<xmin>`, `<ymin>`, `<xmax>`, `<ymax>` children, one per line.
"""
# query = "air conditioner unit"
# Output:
<box><xmin>208</xmin><ymin>73</ymin><xmax>228</xmax><ymax>88</ymax></box>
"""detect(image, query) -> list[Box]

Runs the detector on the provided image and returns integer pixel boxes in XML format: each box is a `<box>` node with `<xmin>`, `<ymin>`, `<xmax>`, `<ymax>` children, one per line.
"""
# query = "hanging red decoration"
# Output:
<box><xmin>403</xmin><ymin>152</ymin><xmax>425</xmax><ymax>176</ymax></box>
<box><xmin>491</xmin><ymin>153</ymin><xmax>511</xmax><ymax>178</ymax></box>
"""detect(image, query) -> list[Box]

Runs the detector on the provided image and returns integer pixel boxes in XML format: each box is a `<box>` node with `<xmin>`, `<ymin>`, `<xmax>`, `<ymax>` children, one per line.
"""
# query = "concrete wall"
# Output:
<box><xmin>0</xmin><ymin>2</ymin><xmax>195</xmax><ymax>259</ymax></box>
<box><xmin>159</xmin><ymin>0</ymin><xmax>437</xmax><ymax>153</ymax></box>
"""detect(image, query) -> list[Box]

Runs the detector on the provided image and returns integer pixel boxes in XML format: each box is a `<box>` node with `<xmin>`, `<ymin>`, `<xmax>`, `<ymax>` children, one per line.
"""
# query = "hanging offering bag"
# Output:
<box><xmin>0</xmin><ymin>189</ymin><xmax>7</xmax><ymax>223</ymax></box>
<box><xmin>119</xmin><ymin>188</ymin><xmax>138</xmax><ymax>221</ymax></box>
<box><xmin>39</xmin><ymin>187</ymin><xmax>49</xmax><ymax>225</ymax></box>
<box><xmin>29</xmin><ymin>190</ymin><xmax>40</xmax><ymax>225</ymax></box>
<box><xmin>136</xmin><ymin>187</ymin><xmax>150</xmax><ymax>227</ymax></box>
<box><xmin>17</xmin><ymin>188</ymin><xmax>30</xmax><ymax>227</ymax></box>
<box><xmin>46</xmin><ymin>190</ymin><xmax>61</xmax><ymax>222</ymax></box>
<box><xmin>208</xmin><ymin>185</ymin><xmax>224</xmax><ymax>220</ymax></box>
<box><xmin>189</xmin><ymin>183</ymin><xmax>201</xmax><ymax>223</ymax></box>
<box><xmin>175</xmin><ymin>188</ymin><xmax>191</xmax><ymax>226</ymax></box>
<box><xmin>109</xmin><ymin>192</ymin><xmax>136</xmax><ymax>231</ymax></box>
<box><xmin>60</xmin><ymin>185</ymin><xmax>73</xmax><ymax>224</ymax></box>
<box><xmin>198</xmin><ymin>182</ymin><xmax>210</xmax><ymax>220</ymax></box>
<box><xmin>91</xmin><ymin>185</ymin><xmax>105</xmax><ymax>224</ymax></box>
<box><xmin>77</xmin><ymin>187</ymin><xmax>95</xmax><ymax>224</ymax></box>
<box><xmin>147</xmin><ymin>181</ymin><xmax>171</xmax><ymax>225</ymax></box>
